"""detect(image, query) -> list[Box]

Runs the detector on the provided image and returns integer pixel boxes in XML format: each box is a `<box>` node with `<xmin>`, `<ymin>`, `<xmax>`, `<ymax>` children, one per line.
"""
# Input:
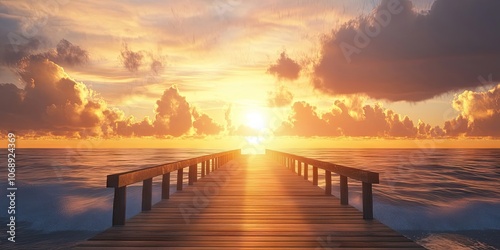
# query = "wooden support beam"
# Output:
<box><xmin>313</xmin><ymin>166</ymin><xmax>318</xmax><ymax>185</ymax></box>
<box><xmin>177</xmin><ymin>168</ymin><xmax>183</xmax><ymax>191</ymax></box>
<box><xmin>161</xmin><ymin>173</ymin><xmax>170</xmax><ymax>199</ymax></box>
<box><xmin>340</xmin><ymin>175</ymin><xmax>348</xmax><ymax>205</ymax></box>
<box><xmin>112</xmin><ymin>186</ymin><xmax>126</xmax><ymax>226</ymax></box>
<box><xmin>188</xmin><ymin>165</ymin><xmax>196</xmax><ymax>185</ymax></box>
<box><xmin>325</xmin><ymin>170</ymin><xmax>331</xmax><ymax>195</ymax></box>
<box><xmin>297</xmin><ymin>160</ymin><xmax>300</xmax><ymax>173</ymax></box>
<box><xmin>142</xmin><ymin>178</ymin><xmax>152</xmax><ymax>211</ymax></box>
<box><xmin>362</xmin><ymin>182</ymin><xmax>374</xmax><ymax>220</ymax></box>
<box><xmin>303</xmin><ymin>163</ymin><xmax>308</xmax><ymax>180</ymax></box>
<box><xmin>201</xmin><ymin>161</ymin><xmax>205</xmax><ymax>177</ymax></box>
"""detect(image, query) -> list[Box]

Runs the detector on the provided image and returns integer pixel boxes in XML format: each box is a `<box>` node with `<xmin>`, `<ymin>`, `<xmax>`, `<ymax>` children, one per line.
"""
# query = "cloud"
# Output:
<box><xmin>445</xmin><ymin>84</ymin><xmax>500</xmax><ymax>137</ymax></box>
<box><xmin>115</xmin><ymin>86</ymin><xmax>224</xmax><ymax>137</ymax></box>
<box><xmin>193</xmin><ymin>109</ymin><xmax>223</xmax><ymax>135</ymax></box>
<box><xmin>278</xmin><ymin>97</ymin><xmax>433</xmax><ymax>138</ymax></box>
<box><xmin>0</xmin><ymin>55</ymin><xmax>222</xmax><ymax>138</ymax></box>
<box><xmin>267</xmin><ymin>51</ymin><xmax>301</xmax><ymax>80</ymax></box>
<box><xmin>277</xmin><ymin>84</ymin><xmax>500</xmax><ymax>138</ymax></box>
<box><xmin>417</xmin><ymin>120</ymin><xmax>446</xmax><ymax>138</ymax></box>
<box><xmin>46</xmin><ymin>39</ymin><xmax>89</xmax><ymax>66</ymax></box>
<box><xmin>443</xmin><ymin>115</ymin><xmax>469</xmax><ymax>137</ymax></box>
<box><xmin>1</xmin><ymin>37</ymin><xmax>45</xmax><ymax>66</ymax></box>
<box><xmin>150</xmin><ymin>58</ymin><xmax>164</xmax><ymax>75</ymax></box>
<box><xmin>0</xmin><ymin>56</ymin><xmax>110</xmax><ymax>136</ymax></box>
<box><xmin>267</xmin><ymin>85</ymin><xmax>293</xmax><ymax>107</ymax></box>
<box><xmin>153</xmin><ymin>86</ymin><xmax>193</xmax><ymax>137</ymax></box>
<box><xmin>120</xmin><ymin>43</ymin><xmax>144</xmax><ymax>72</ymax></box>
<box><xmin>1</xmin><ymin>37</ymin><xmax>88</xmax><ymax>68</ymax></box>
<box><xmin>313</xmin><ymin>0</ymin><xmax>500</xmax><ymax>101</ymax></box>
<box><xmin>278</xmin><ymin>101</ymin><xmax>335</xmax><ymax>136</ymax></box>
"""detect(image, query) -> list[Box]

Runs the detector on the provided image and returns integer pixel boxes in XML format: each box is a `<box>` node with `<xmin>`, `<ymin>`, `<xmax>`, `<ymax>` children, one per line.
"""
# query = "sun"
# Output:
<box><xmin>245</xmin><ymin>111</ymin><xmax>266</xmax><ymax>131</ymax></box>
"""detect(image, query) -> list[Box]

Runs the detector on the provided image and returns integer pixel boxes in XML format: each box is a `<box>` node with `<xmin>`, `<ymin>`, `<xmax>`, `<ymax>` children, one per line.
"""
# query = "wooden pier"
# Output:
<box><xmin>76</xmin><ymin>149</ymin><xmax>425</xmax><ymax>249</ymax></box>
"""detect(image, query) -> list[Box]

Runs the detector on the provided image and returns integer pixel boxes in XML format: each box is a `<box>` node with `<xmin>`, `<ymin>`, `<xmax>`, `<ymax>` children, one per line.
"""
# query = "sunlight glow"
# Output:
<box><xmin>242</xmin><ymin>136</ymin><xmax>266</xmax><ymax>154</ymax></box>
<box><xmin>245</xmin><ymin>111</ymin><xmax>266</xmax><ymax>131</ymax></box>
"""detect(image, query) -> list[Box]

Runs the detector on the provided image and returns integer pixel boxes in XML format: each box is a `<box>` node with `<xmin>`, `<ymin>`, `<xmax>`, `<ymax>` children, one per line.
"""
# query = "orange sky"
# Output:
<box><xmin>1</xmin><ymin>0</ymin><xmax>499</xmax><ymax>148</ymax></box>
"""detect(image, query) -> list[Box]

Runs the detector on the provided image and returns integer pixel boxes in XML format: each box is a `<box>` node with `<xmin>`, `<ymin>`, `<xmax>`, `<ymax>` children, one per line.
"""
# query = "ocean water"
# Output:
<box><xmin>0</xmin><ymin>148</ymin><xmax>499</xmax><ymax>249</ymax></box>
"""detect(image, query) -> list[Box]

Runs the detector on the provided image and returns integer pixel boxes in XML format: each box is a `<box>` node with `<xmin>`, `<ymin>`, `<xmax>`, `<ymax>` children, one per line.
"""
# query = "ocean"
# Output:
<box><xmin>0</xmin><ymin>148</ymin><xmax>499</xmax><ymax>249</ymax></box>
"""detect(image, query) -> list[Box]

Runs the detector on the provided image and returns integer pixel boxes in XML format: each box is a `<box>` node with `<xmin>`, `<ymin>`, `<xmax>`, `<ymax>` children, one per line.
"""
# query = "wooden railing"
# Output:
<box><xmin>266</xmin><ymin>149</ymin><xmax>380</xmax><ymax>220</ymax></box>
<box><xmin>106</xmin><ymin>149</ymin><xmax>241</xmax><ymax>226</ymax></box>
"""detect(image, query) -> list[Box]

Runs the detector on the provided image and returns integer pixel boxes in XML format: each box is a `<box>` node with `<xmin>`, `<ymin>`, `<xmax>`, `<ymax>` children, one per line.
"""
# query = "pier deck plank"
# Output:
<box><xmin>76</xmin><ymin>155</ymin><xmax>424</xmax><ymax>249</ymax></box>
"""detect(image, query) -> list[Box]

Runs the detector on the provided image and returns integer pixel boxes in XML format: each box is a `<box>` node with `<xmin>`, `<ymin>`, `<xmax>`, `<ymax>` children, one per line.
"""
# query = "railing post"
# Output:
<box><xmin>177</xmin><ymin>168</ymin><xmax>183</xmax><ymax>191</ymax></box>
<box><xmin>297</xmin><ymin>161</ymin><xmax>302</xmax><ymax>176</ymax></box>
<box><xmin>194</xmin><ymin>163</ymin><xmax>198</xmax><ymax>182</ymax></box>
<box><xmin>362</xmin><ymin>182</ymin><xmax>374</xmax><ymax>220</ymax></box>
<box><xmin>312</xmin><ymin>166</ymin><xmax>318</xmax><ymax>185</ymax></box>
<box><xmin>142</xmin><ymin>178</ymin><xmax>152</xmax><ymax>211</ymax></box>
<box><xmin>303</xmin><ymin>163</ymin><xmax>308</xmax><ymax>180</ymax></box>
<box><xmin>188</xmin><ymin>164</ymin><xmax>196</xmax><ymax>185</ymax></box>
<box><xmin>340</xmin><ymin>175</ymin><xmax>348</xmax><ymax>205</ymax></box>
<box><xmin>201</xmin><ymin>161</ymin><xmax>206</xmax><ymax>177</ymax></box>
<box><xmin>162</xmin><ymin>173</ymin><xmax>170</xmax><ymax>199</ymax></box>
<box><xmin>112</xmin><ymin>186</ymin><xmax>126</xmax><ymax>226</ymax></box>
<box><xmin>325</xmin><ymin>170</ymin><xmax>331</xmax><ymax>195</ymax></box>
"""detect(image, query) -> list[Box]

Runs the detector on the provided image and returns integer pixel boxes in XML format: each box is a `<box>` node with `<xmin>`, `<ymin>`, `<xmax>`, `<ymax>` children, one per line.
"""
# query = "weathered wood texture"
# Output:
<box><xmin>76</xmin><ymin>155</ymin><xmax>424</xmax><ymax>249</ymax></box>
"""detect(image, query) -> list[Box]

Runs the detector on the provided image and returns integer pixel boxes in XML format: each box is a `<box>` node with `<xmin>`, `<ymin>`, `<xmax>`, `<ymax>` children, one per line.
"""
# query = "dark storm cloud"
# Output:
<box><xmin>314</xmin><ymin>0</ymin><xmax>500</xmax><ymax>101</ymax></box>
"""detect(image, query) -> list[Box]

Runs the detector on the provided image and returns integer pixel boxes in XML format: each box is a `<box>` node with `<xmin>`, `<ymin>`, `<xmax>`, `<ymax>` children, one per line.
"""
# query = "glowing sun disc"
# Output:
<box><xmin>245</xmin><ymin>111</ymin><xmax>265</xmax><ymax>131</ymax></box>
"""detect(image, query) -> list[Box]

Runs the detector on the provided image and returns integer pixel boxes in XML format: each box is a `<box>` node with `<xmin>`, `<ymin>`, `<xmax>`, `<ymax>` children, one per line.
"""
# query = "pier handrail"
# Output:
<box><xmin>107</xmin><ymin>149</ymin><xmax>240</xmax><ymax>226</ymax></box>
<box><xmin>266</xmin><ymin>149</ymin><xmax>379</xmax><ymax>219</ymax></box>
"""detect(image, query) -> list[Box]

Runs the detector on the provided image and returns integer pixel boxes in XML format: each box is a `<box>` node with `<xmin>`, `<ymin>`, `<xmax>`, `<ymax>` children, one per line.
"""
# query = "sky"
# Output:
<box><xmin>0</xmin><ymin>0</ymin><xmax>499</xmax><ymax>149</ymax></box>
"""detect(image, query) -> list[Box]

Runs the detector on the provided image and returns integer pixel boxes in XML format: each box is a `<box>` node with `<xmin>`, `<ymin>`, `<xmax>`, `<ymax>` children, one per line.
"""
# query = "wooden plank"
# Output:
<box><xmin>82</xmin><ymin>155</ymin><xmax>423</xmax><ymax>249</ymax></box>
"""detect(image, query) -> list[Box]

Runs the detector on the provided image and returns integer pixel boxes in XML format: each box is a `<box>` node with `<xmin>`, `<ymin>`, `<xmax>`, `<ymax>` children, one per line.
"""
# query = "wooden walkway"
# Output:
<box><xmin>76</xmin><ymin>155</ymin><xmax>424</xmax><ymax>249</ymax></box>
